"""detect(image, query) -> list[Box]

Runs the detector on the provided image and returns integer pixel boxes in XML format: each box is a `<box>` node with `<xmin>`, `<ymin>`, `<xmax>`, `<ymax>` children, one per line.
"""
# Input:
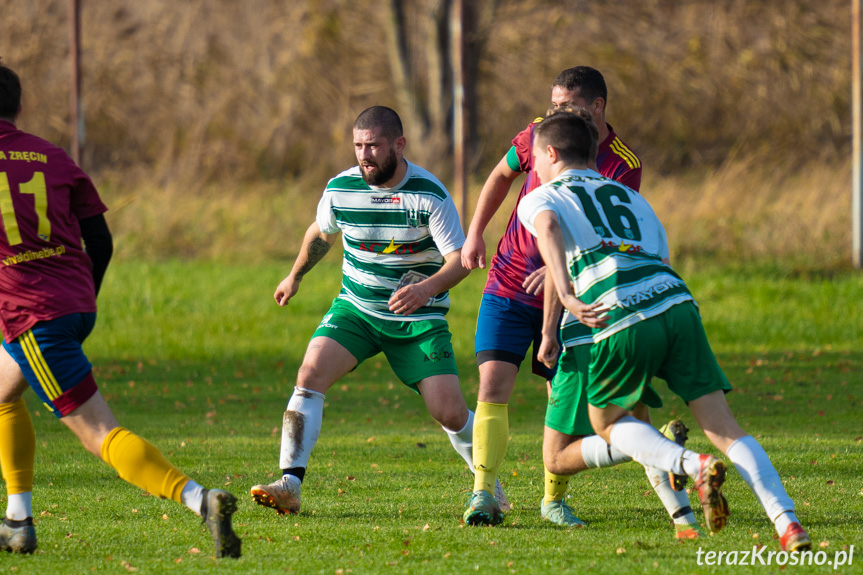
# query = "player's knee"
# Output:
<box><xmin>296</xmin><ymin>362</ymin><xmax>329</xmax><ymax>390</ymax></box>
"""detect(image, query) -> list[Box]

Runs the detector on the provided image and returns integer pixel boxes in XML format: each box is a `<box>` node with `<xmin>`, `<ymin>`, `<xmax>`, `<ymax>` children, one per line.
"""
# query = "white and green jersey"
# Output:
<box><xmin>316</xmin><ymin>160</ymin><xmax>465</xmax><ymax>322</ymax></box>
<box><xmin>517</xmin><ymin>168</ymin><xmax>694</xmax><ymax>346</ymax></box>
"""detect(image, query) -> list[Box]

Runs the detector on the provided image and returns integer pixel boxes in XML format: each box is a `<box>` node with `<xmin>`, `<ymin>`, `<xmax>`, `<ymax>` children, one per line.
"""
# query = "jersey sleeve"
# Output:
<box><xmin>428</xmin><ymin>194</ymin><xmax>465</xmax><ymax>256</ymax></box>
<box><xmin>63</xmin><ymin>153</ymin><xmax>108</xmax><ymax>221</ymax></box>
<box><xmin>315</xmin><ymin>187</ymin><xmax>340</xmax><ymax>234</ymax></box>
<box><xmin>515</xmin><ymin>190</ymin><xmax>548</xmax><ymax>238</ymax></box>
<box><xmin>510</xmin><ymin>119</ymin><xmax>542</xmax><ymax>174</ymax></box>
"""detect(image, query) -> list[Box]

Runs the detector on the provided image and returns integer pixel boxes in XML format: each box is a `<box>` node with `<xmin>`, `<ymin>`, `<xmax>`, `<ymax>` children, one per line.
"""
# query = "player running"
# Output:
<box><xmin>518</xmin><ymin>109</ymin><xmax>811</xmax><ymax>551</ymax></box>
<box><xmin>0</xmin><ymin>61</ymin><xmax>240</xmax><ymax>558</ymax></box>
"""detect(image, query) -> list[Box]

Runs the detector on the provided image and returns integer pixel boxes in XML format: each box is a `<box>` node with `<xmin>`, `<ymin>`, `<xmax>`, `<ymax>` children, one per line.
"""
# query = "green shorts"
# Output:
<box><xmin>312</xmin><ymin>298</ymin><xmax>458</xmax><ymax>392</ymax></box>
<box><xmin>587</xmin><ymin>301</ymin><xmax>732</xmax><ymax>410</ymax></box>
<box><xmin>545</xmin><ymin>344</ymin><xmax>594</xmax><ymax>436</ymax></box>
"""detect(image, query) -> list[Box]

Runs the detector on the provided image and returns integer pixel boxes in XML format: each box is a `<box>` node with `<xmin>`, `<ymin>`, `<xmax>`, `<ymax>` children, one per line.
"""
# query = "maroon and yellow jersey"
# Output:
<box><xmin>0</xmin><ymin>120</ymin><xmax>107</xmax><ymax>342</ymax></box>
<box><xmin>483</xmin><ymin>119</ymin><xmax>642</xmax><ymax>309</ymax></box>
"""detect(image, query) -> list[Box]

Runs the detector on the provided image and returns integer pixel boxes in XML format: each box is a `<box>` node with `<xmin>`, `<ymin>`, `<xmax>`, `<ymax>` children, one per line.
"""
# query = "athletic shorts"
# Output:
<box><xmin>2</xmin><ymin>313</ymin><xmax>99</xmax><ymax>418</ymax></box>
<box><xmin>587</xmin><ymin>301</ymin><xmax>732</xmax><ymax>410</ymax></box>
<box><xmin>545</xmin><ymin>344</ymin><xmax>594</xmax><ymax>436</ymax></box>
<box><xmin>474</xmin><ymin>293</ymin><xmax>558</xmax><ymax>379</ymax></box>
<box><xmin>312</xmin><ymin>298</ymin><xmax>457</xmax><ymax>392</ymax></box>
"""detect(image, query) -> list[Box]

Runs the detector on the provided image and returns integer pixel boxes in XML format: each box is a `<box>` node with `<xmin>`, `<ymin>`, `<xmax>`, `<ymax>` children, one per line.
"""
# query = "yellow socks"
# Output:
<box><xmin>100</xmin><ymin>427</ymin><xmax>189</xmax><ymax>503</ymax></box>
<box><xmin>0</xmin><ymin>399</ymin><xmax>35</xmax><ymax>495</ymax></box>
<box><xmin>543</xmin><ymin>467</ymin><xmax>569</xmax><ymax>505</ymax></box>
<box><xmin>472</xmin><ymin>402</ymin><xmax>508</xmax><ymax>494</ymax></box>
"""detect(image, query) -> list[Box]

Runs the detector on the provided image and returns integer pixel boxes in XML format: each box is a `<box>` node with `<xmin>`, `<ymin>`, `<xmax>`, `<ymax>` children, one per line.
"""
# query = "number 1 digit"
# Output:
<box><xmin>0</xmin><ymin>171</ymin><xmax>51</xmax><ymax>245</ymax></box>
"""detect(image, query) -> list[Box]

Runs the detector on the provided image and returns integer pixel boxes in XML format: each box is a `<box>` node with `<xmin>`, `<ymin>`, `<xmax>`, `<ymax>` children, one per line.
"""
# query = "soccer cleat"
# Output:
<box><xmin>693</xmin><ymin>454</ymin><xmax>729</xmax><ymax>534</ymax></box>
<box><xmin>202</xmin><ymin>489</ymin><xmax>242</xmax><ymax>559</ymax></box>
<box><xmin>250</xmin><ymin>475</ymin><xmax>301</xmax><ymax>515</ymax></box>
<box><xmin>660</xmin><ymin>419</ymin><xmax>690</xmax><ymax>491</ymax></box>
<box><xmin>493</xmin><ymin>479</ymin><xmax>511</xmax><ymax>513</ymax></box>
<box><xmin>0</xmin><ymin>517</ymin><xmax>36</xmax><ymax>554</ymax></box>
<box><xmin>540</xmin><ymin>500</ymin><xmax>586</xmax><ymax>528</ymax></box>
<box><xmin>780</xmin><ymin>522</ymin><xmax>812</xmax><ymax>552</ymax></box>
<box><xmin>674</xmin><ymin>522</ymin><xmax>706</xmax><ymax>540</ymax></box>
<box><xmin>463</xmin><ymin>490</ymin><xmax>503</xmax><ymax>526</ymax></box>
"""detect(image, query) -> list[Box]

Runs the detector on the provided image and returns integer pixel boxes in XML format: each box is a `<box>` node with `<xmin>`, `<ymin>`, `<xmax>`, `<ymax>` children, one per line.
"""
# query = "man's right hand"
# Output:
<box><xmin>461</xmin><ymin>233</ymin><xmax>486</xmax><ymax>270</ymax></box>
<box><xmin>274</xmin><ymin>275</ymin><xmax>301</xmax><ymax>306</ymax></box>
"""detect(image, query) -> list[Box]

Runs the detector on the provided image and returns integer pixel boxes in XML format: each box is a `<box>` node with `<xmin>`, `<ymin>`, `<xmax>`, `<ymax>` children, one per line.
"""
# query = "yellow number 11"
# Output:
<box><xmin>0</xmin><ymin>171</ymin><xmax>51</xmax><ymax>245</ymax></box>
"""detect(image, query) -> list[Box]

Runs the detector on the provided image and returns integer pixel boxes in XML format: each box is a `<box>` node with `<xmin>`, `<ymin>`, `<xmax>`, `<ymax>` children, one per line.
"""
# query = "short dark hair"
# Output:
<box><xmin>0</xmin><ymin>59</ymin><xmax>22</xmax><ymax>119</ymax></box>
<box><xmin>552</xmin><ymin>66</ymin><xmax>607</xmax><ymax>106</ymax></box>
<box><xmin>534</xmin><ymin>111</ymin><xmax>596</xmax><ymax>166</ymax></box>
<box><xmin>545</xmin><ymin>104</ymin><xmax>599</xmax><ymax>162</ymax></box>
<box><xmin>354</xmin><ymin>106</ymin><xmax>403</xmax><ymax>141</ymax></box>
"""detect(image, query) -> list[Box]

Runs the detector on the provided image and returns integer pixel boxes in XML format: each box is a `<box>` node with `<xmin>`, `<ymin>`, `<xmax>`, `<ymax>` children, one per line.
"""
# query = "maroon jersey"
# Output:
<box><xmin>0</xmin><ymin>120</ymin><xmax>108</xmax><ymax>342</ymax></box>
<box><xmin>483</xmin><ymin>119</ymin><xmax>642</xmax><ymax>309</ymax></box>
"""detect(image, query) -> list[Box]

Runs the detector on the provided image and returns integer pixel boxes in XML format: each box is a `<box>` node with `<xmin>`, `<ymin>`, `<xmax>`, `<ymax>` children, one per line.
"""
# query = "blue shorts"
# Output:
<box><xmin>3</xmin><ymin>313</ymin><xmax>99</xmax><ymax>418</ymax></box>
<box><xmin>474</xmin><ymin>293</ymin><xmax>558</xmax><ymax>379</ymax></box>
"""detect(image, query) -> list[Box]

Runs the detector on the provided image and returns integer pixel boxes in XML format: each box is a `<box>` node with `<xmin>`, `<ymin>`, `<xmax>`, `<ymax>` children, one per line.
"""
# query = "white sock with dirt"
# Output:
<box><xmin>279</xmin><ymin>387</ymin><xmax>325</xmax><ymax>471</ymax></box>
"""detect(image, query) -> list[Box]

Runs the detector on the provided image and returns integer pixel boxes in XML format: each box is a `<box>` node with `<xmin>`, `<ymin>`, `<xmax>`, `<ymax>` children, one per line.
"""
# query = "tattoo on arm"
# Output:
<box><xmin>297</xmin><ymin>238</ymin><xmax>331</xmax><ymax>276</ymax></box>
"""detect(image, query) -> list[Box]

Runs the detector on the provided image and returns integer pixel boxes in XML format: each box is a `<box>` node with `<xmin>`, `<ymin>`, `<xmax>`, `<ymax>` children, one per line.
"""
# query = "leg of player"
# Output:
<box><xmin>0</xmin><ymin>349</ymin><xmax>37</xmax><ymax>554</ymax></box>
<box><xmin>543</xmin><ymin>413</ymin><xmax>700</xmax><ymax>537</ymax></box>
<box><xmin>418</xmin><ymin>374</ymin><xmax>510</xmax><ymax>519</ymax></box>
<box><xmin>589</xmin><ymin>404</ymin><xmax>730</xmax><ymax>535</ymax></box>
<box><xmin>250</xmin><ymin>336</ymin><xmax>355</xmax><ymax>516</ymax></box>
<box><xmin>688</xmin><ymin>391</ymin><xmax>810</xmax><ymax>551</ymax></box>
<box><xmin>63</xmin><ymin>390</ymin><xmax>242</xmax><ymax>558</ymax></box>
<box><xmin>464</xmin><ymin>360</ymin><xmax>518</xmax><ymax>526</ymax></box>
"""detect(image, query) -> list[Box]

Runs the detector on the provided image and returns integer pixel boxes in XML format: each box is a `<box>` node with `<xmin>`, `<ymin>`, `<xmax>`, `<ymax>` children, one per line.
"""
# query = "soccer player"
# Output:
<box><xmin>0</xmin><ymin>61</ymin><xmax>241</xmax><ymax>558</ymax></box>
<box><xmin>461</xmin><ymin>67</ymin><xmax>694</xmax><ymax>534</ymax></box>
<box><xmin>249</xmin><ymin>106</ymin><xmax>505</xmax><ymax>515</ymax></box>
<box><xmin>517</xmin><ymin>110</ymin><xmax>811</xmax><ymax>551</ymax></box>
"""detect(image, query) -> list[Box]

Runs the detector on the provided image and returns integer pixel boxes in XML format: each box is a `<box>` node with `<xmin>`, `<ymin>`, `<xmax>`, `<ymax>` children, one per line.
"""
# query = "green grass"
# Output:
<box><xmin>5</xmin><ymin>260</ymin><xmax>863</xmax><ymax>573</ymax></box>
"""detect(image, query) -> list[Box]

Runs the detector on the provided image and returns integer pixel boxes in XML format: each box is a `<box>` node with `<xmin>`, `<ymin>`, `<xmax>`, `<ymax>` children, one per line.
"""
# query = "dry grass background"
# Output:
<box><xmin>0</xmin><ymin>0</ymin><xmax>853</xmax><ymax>265</ymax></box>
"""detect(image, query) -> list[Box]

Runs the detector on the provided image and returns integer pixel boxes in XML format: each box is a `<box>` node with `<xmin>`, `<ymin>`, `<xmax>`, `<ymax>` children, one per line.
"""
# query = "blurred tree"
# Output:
<box><xmin>384</xmin><ymin>0</ymin><xmax>497</xmax><ymax>177</ymax></box>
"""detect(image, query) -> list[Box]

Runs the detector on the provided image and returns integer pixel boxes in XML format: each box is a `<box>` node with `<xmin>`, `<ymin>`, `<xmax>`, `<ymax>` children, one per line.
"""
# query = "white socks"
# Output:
<box><xmin>5</xmin><ymin>492</ymin><xmax>32</xmax><ymax>521</ymax></box>
<box><xmin>580</xmin><ymin>434</ymin><xmax>631</xmax><ymax>468</ymax></box>
<box><xmin>726</xmin><ymin>435</ymin><xmax>798</xmax><ymax>533</ymax></box>
<box><xmin>279</xmin><ymin>387</ymin><xmax>325</xmax><ymax>470</ymax></box>
<box><xmin>443</xmin><ymin>410</ymin><xmax>475</xmax><ymax>471</ymax></box>
<box><xmin>608</xmin><ymin>416</ymin><xmax>688</xmax><ymax>475</ymax></box>
<box><xmin>180</xmin><ymin>480</ymin><xmax>205</xmax><ymax>516</ymax></box>
<box><xmin>644</xmin><ymin>466</ymin><xmax>696</xmax><ymax>525</ymax></box>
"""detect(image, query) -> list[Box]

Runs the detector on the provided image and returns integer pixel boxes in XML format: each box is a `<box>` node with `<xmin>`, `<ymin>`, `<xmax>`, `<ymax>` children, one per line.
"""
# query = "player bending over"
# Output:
<box><xmin>517</xmin><ymin>110</ymin><xmax>810</xmax><ymax>551</ymax></box>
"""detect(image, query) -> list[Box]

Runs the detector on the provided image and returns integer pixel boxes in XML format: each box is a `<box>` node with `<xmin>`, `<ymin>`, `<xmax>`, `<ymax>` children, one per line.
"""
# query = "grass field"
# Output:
<box><xmin>5</xmin><ymin>259</ymin><xmax>862</xmax><ymax>573</ymax></box>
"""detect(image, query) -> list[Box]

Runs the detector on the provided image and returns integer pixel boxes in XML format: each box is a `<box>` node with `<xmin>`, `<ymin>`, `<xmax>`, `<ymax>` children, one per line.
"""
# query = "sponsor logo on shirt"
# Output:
<box><xmin>371</xmin><ymin>196</ymin><xmax>401</xmax><ymax>204</ymax></box>
<box><xmin>608</xmin><ymin>278</ymin><xmax>685</xmax><ymax>310</ymax></box>
<box><xmin>2</xmin><ymin>245</ymin><xmax>66</xmax><ymax>266</ymax></box>
<box><xmin>358</xmin><ymin>239</ymin><xmax>421</xmax><ymax>255</ymax></box>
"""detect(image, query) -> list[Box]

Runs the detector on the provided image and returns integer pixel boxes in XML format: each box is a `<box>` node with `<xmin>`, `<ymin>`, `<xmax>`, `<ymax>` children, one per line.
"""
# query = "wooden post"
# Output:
<box><xmin>68</xmin><ymin>0</ymin><xmax>83</xmax><ymax>166</ymax></box>
<box><xmin>853</xmin><ymin>0</ymin><xmax>862</xmax><ymax>267</ymax></box>
<box><xmin>451</xmin><ymin>0</ymin><xmax>468</xmax><ymax>231</ymax></box>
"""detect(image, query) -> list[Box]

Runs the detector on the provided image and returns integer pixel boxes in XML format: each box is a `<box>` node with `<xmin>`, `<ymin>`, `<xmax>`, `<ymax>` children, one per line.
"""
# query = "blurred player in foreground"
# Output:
<box><xmin>517</xmin><ymin>110</ymin><xmax>811</xmax><ymax>551</ymax></box>
<box><xmin>0</xmin><ymin>60</ymin><xmax>241</xmax><ymax>558</ymax></box>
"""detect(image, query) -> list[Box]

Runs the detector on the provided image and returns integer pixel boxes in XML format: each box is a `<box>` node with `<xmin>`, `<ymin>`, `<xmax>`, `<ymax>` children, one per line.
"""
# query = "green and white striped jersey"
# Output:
<box><xmin>517</xmin><ymin>168</ymin><xmax>694</xmax><ymax>346</ymax></box>
<box><xmin>316</xmin><ymin>160</ymin><xmax>465</xmax><ymax>322</ymax></box>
